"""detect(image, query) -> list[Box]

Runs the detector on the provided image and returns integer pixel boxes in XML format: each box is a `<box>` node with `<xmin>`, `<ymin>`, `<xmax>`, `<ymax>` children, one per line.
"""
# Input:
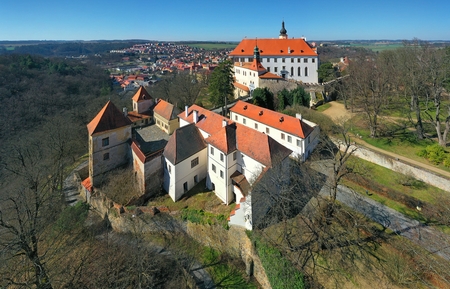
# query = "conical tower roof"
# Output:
<box><xmin>87</xmin><ymin>101</ymin><xmax>132</xmax><ymax>135</ymax></box>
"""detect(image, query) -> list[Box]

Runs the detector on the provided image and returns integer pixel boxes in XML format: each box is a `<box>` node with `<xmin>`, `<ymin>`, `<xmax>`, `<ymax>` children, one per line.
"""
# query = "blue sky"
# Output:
<box><xmin>1</xmin><ymin>0</ymin><xmax>449</xmax><ymax>41</ymax></box>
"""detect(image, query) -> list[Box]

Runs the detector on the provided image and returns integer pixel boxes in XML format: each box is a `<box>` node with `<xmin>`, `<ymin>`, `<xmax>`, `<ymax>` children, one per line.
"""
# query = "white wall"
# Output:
<box><xmin>165</xmin><ymin>148</ymin><xmax>208</xmax><ymax>201</ymax></box>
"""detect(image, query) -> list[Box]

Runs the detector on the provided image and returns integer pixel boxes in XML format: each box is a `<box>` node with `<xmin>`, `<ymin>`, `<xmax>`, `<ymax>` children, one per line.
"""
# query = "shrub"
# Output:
<box><xmin>55</xmin><ymin>202</ymin><xmax>89</xmax><ymax>232</ymax></box>
<box><xmin>417</xmin><ymin>144</ymin><xmax>447</xmax><ymax>165</ymax></box>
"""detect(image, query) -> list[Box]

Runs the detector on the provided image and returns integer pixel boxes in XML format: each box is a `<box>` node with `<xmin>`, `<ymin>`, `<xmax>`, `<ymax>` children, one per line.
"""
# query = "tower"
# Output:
<box><xmin>279</xmin><ymin>21</ymin><xmax>288</xmax><ymax>39</ymax></box>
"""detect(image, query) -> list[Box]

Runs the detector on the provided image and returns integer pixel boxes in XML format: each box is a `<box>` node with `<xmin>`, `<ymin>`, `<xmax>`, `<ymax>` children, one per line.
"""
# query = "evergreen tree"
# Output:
<box><xmin>208</xmin><ymin>60</ymin><xmax>234</xmax><ymax>108</ymax></box>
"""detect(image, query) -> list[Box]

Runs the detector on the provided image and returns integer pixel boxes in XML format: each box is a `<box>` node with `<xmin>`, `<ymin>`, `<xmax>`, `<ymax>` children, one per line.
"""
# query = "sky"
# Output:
<box><xmin>1</xmin><ymin>0</ymin><xmax>449</xmax><ymax>41</ymax></box>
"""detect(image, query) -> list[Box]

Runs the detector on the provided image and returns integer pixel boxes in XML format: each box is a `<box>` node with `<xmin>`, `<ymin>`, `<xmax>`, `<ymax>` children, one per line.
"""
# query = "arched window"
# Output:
<box><xmin>304</xmin><ymin>67</ymin><xmax>308</xmax><ymax>77</ymax></box>
<box><xmin>298</xmin><ymin>67</ymin><xmax>301</xmax><ymax>76</ymax></box>
<box><xmin>290</xmin><ymin>67</ymin><xmax>293</xmax><ymax>76</ymax></box>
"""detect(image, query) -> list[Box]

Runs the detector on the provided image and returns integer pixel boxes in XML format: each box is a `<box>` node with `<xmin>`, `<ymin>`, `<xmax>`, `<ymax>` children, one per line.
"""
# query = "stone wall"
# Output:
<box><xmin>78</xmin><ymin>172</ymin><xmax>271</xmax><ymax>288</ymax></box>
<box><xmin>342</xmin><ymin>142</ymin><xmax>450</xmax><ymax>193</ymax></box>
<box><xmin>186</xmin><ymin>223</ymin><xmax>271</xmax><ymax>289</ymax></box>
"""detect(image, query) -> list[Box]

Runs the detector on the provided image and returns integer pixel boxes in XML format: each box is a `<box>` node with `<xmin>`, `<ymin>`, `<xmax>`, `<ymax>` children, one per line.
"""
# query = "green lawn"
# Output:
<box><xmin>315</xmin><ymin>102</ymin><xmax>331</xmax><ymax>112</ymax></box>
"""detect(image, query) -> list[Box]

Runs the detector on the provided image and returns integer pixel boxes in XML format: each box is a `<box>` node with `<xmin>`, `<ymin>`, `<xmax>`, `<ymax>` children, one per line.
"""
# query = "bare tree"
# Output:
<box><xmin>346</xmin><ymin>52</ymin><xmax>393</xmax><ymax>138</ymax></box>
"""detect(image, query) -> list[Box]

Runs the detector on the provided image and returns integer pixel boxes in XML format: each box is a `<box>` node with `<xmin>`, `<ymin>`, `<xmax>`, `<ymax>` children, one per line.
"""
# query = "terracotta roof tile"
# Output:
<box><xmin>132</xmin><ymin>86</ymin><xmax>153</xmax><ymax>102</ymax></box>
<box><xmin>230</xmin><ymin>100</ymin><xmax>314</xmax><ymax>139</ymax></box>
<box><xmin>205</xmin><ymin>123</ymin><xmax>237</xmax><ymax>154</ymax></box>
<box><xmin>87</xmin><ymin>101</ymin><xmax>132</xmax><ymax>136</ymax></box>
<box><xmin>230</xmin><ymin>38</ymin><xmax>317</xmax><ymax>57</ymax></box>
<box><xmin>178</xmin><ymin>105</ymin><xmax>232</xmax><ymax>136</ymax></box>
<box><xmin>154</xmin><ymin>99</ymin><xmax>179</xmax><ymax>120</ymax></box>
<box><xmin>233</xmin><ymin>82</ymin><xmax>250</xmax><ymax>92</ymax></box>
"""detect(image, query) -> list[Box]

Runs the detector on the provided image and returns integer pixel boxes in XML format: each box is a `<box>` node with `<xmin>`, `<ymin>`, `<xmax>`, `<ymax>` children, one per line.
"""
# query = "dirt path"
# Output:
<box><xmin>320</xmin><ymin>101</ymin><xmax>450</xmax><ymax>179</ymax></box>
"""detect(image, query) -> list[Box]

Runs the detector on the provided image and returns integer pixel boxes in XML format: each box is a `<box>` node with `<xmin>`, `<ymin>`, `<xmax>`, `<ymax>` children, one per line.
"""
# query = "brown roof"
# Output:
<box><xmin>259</xmin><ymin>72</ymin><xmax>283</xmax><ymax>79</ymax></box>
<box><xmin>132</xmin><ymin>86</ymin><xmax>153</xmax><ymax>102</ymax></box>
<box><xmin>87</xmin><ymin>101</ymin><xmax>132</xmax><ymax>136</ymax></box>
<box><xmin>229</xmin><ymin>38</ymin><xmax>317</xmax><ymax>57</ymax></box>
<box><xmin>230</xmin><ymin>100</ymin><xmax>314</xmax><ymax>139</ymax></box>
<box><xmin>164</xmin><ymin>123</ymin><xmax>207</xmax><ymax>165</ymax></box>
<box><xmin>154</xmin><ymin>99</ymin><xmax>178</xmax><ymax>120</ymax></box>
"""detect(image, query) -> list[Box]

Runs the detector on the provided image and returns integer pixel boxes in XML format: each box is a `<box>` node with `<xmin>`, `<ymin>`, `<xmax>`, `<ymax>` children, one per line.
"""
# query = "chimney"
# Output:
<box><xmin>222</xmin><ymin>119</ymin><xmax>227</xmax><ymax>127</ymax></box>
<box><xmin>123</xmin><ymin>107</ymin><xmax>128</xmax><ymax>117</ymax></box>
<box><xmin>193</xmin><ymin>110</ymin><xmax>198</xmax><ymax>124</ymax></box>
<box><xmin>185</xmin><ymin>105</ymin><xmax>189</xmax><ymax>118</ymax></box>
<box><xmin>296</xmin><ymin>113</ymin><xmax>302</xmax><ymax>121</ymax></box>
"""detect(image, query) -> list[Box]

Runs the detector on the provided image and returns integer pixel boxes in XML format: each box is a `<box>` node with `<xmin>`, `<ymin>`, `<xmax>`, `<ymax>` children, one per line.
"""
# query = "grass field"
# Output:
<box><xmin>185</xmin><ymin>42</ymin><xmax>237</xmax><ymax>50</ymax></box>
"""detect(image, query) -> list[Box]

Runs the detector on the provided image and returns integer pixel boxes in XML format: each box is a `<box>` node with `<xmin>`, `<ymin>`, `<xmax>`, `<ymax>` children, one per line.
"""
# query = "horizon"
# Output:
<box><xmin>2</xmin><ymin>0</ymin><xmax>450</xmax><ymax>42</ymax></box>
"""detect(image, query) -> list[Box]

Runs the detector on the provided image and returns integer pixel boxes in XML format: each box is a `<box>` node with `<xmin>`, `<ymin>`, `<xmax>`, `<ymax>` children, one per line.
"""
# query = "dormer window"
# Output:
<box><xmin>243</xmin><ymin>105</ymin><xmax>248</xmax><ymax>110</ymax></box>
<box><xmin>259</xmin><ymin>111</ymin><xmax>263</xmax><ymax>116</ymax></box>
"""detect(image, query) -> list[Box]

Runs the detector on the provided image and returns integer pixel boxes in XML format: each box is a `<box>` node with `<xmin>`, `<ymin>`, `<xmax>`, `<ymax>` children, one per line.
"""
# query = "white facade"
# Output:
<box><xmin>164</xmin><ymin>148</ymin><xmax>208</xmax><ymax>202</ymax></box>
<box><xmin>229</xmin><ymin>110</ymin><xmax>320</xmax><ymax>161</ymax></box>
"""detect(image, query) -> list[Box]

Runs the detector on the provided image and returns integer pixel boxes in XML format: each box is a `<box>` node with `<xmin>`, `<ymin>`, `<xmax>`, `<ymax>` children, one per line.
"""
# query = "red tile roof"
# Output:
<box><xmin>178</xmin><ymin>105</ymin><xmax>232</xmax><ymax>136</ymax></box>
<box><xmin>81</xmin><ymin>177</ymin><xmax>93</xmax><ymax>192</ymax></box>
<box><xmin>132</xmin><ymin>86</ymin><xmax>153</xmax><ymax>102</ymax></box>
<box><xmin>87</xmin><ymin>101</ymin><xmax>132</xmax><ymax>136</ymax></box>
<box><xmin>259</xmin><ymin>72</ymin><xmax>283</xmax><ymax>79</ymax></box>
<box><xmin>206</xmin><ymin>122</ymin><xmax>291</xmax><ymax>167</ymax></box>
<box><xmin>154</xmin><ymin>99</ymin><xmax>177</xmax><ymax>120</ymax></box>
<box><xmin>233</xmin><ymin>82</ymin><xmax>250</xmax><ymax>92</ymax></box>
<box><xmin>229</xmin><ymin>100</ymin><xmax>314</xmax><ymax>139</ymax></box>
<box><xmin>230</xmin><ymin>38</ymin><xmax>317</xmax><ymax>57</ymax></box>
<box><xmin>234</xmin><ymin>123</ymin><xmax>291</xmax><ymax>167</ymax></box>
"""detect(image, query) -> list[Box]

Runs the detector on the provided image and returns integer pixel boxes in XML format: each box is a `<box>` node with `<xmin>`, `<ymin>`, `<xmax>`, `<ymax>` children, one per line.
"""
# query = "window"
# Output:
<box><xmin>103</xmin><ymin>153</ymin><xmax>109</xmax><ymax>160</ymax></box>
<box><xmin>267</xmin><ymin>58</ymin><xmax>270</xmax><ymax>62</ymax></box>
<box><xmin>297</xmin><ymin>139</ymin><xmax>301</xmax><ymax>147</ymax></box>
<box><xmin>274</xmin><ymin>67</ymin><xmax>278</xmax><ymax>72</ymax></box>
<box><xmin>235</xmin><ymin>115</ymin><xmax>238</xmax><ymax>121</ymax></box>
<box><xmin>168</xmin><ymin>164</ymin><xmax>171</xmax><ymax>173</ymax></box>
<box><xmin>312</xmin><ymin>58</ymin><xmax>315</xmax><ymax>63</ymax></box>
<box><xmin>210</xmin><ymin>146</ymin><xmax>214</xmax><ymax>155</ymax></box>
<box><xmin>304</xmin><ymin>58</ymin><xmax>308</xmax><ymax>63</ymax></box>
<box><xmin>233</xmin><ymin>151</ymin><xmax>237</xmax><ymax>161</ymax></box>
<box><xmin>212</xmin><ymin>164</ymin><xmax>216</xmax><ymax>173</ymax></box>
<box><xmin>102</xmin><ymin>137</ymin><xmax>109</xmax><ymax>147</ymax></box>
<box><xmin>281</xmin><ymin>133</ymin><xmax>285</xmax><ymax>140</ymax></box>
<box><xmin>191</xmin><ymin>157</ymin><xmax>199</xmax><ymax>168</ymax></box>
<box><xmin>194</xmin><ymin>175</ymin><xmax>198</xmax><ymax>184</ymax></box>
<box><xmin>298</xmin><ymin>67</ymin><xmax>301</xmax><ymax>76</ymax></box>
<box><xmin>297</xmin><ymin>58</ymin><xmax>301</xmax><ymax>63</ymax></box>
<box><xmin>288</xmin><ymin>136</ymin><xmax>292</xmax><ymax>143</ymax></box>
<box><xmin>282</xmin><ymin>66</ymin><xmax>286</xmax><ymax>70</ymax></box>
<box><xmin>291</xmin><ymin>67</ymin><xmax>294</xmax><ymax>76</ymax></box>
<box><xmin>183</xmin><ymin>182</ymin><xmax>188</xmax><ymax>192</ymax></box>
<box><xmin>243</xmin><ymin>118</ymin><xmax>246</xmax><ymax>124</ymax></box>
<box><xmin>266</xmin><ymin>127</ymin><xmax>270</xmax><ymax>134</ymax></box>
<box><xmin>305</xmin><ymin>67</ymin><xmax>308</xmax><ymax>77</ymax></box>
<box><xmin>274</xmin><ymin>58</ymin><xmax>277</xmax><ymax>63</ymax></box>
<box><xmin>220</xmin><ymin>170</ymin><xmax>224</xmax><ymax>179</ymax></box>
<box><xmin>282</xmin><ymin>58</ymin><xmax>285</xmax><ymax>63</ymax></box>
<box><xmin>254</xmin><ymin>123</ymin><xmax>258</xmax><ymax>129</ymax></box>
<box><xmin>307</xmin><ymin>136</ymin><xmax>310</xmax><ymax>144</ymax></box>
<box><xmin>291</xmin><ymin>58</ymin><xmax>294</xmax><ymax>63</ymax></box>
<box><xmin>220</xmin><ymin>153</ymin><xmax>224</xmax><ymax>162</ymax></box>
<box><xmin>134</xmin><ymin>103</ymin><xmax>137</xmax><ymax>110</ymax></box>
<box><xmin>267</xmin><ymin>67</ymin><xmax>270</xmax><ymax>72</ymax></box>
